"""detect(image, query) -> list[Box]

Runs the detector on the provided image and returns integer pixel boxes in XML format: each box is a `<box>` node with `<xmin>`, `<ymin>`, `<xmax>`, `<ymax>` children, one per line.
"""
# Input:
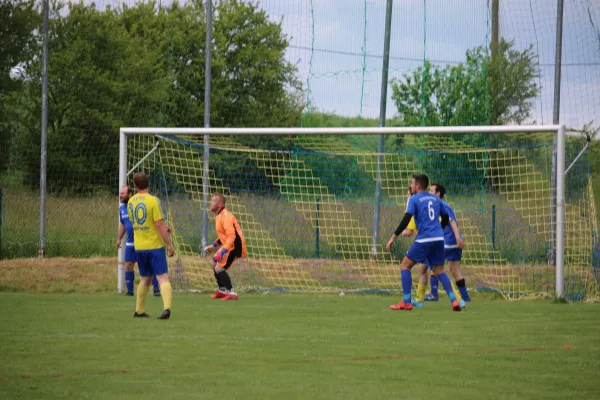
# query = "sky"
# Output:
<box><xmin>80</xmin><ymin>0</ymin><xmax>600</xmax><ymax>129</ymax></box>
<box><xmin>256</xmin><ymin>0</ymin><xmax>600</xmax><ymax>128</ymax></box>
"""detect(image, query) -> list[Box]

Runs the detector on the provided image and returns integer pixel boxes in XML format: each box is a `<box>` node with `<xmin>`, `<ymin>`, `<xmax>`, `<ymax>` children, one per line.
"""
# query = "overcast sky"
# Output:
<box><xmin>257</xmin><ymin>0</ymin><xmax>599</xmax><ymax>128</ymax></box>
<box><xmin>85</xmin><ymin>0</ymin><xmax>600</xmax><ymax>128</ymax></box>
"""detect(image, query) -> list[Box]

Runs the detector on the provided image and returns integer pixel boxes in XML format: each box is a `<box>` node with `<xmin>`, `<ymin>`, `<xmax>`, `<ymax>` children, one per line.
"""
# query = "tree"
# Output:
<box><xmin>13</xmin><ymin>2</ymin><xmax>172</xmax><ymax>193</ymax></box>
<box><xmin>10</xmin><ymin>0</ymin><xmax>303</xmax><ymax>193</ymax></box>
<box><xmin>0</xmin><ymin>0</ymin><xmax>40</xmax><ymax>176</ymax></box>
<box><xmin>210</xmin><ymin>0</ymin><xmax>302</xmax><ymax>129</ymax></box>
<box><xmin>390</xmin><ymin>38</ymin><xmax>539</xmax><ymax>129</ymax></box>
<box><xmin>390</xmin><ymin>39</ymin><xmax>540</xmax><ymax>189</ymax></box>
<box><xmin>488</xmin><ymin>39</ymin><xmax>539</xmax><ymax>125</ymax></box>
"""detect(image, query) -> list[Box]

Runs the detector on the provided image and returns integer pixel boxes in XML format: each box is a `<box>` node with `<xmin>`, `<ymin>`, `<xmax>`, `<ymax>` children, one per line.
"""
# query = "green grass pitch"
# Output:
<box><xmin>1</xmin><ymin>293</ymin><xmax>599</xmax><ymax>399</ymax></box>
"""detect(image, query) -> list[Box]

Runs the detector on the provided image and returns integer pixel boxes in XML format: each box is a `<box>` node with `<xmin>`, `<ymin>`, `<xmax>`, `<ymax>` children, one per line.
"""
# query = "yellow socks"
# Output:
<box><xmin>136</xmin><ymin>283</ymin><xmax>151</xmax><ymax>314</ymax></box>
<box><xmin>160</xmin><ymin>281</ymin><xmax>172</xmax><ymax>310</ymax></box>
<box><xmin>451</xmin><ymin>280</ymin><xmax>463</xmax><ymax>302</ymax></box>
<box><xmin>416</xmin><ymin>282</ymin><xmax>427</xmax><ymax>303</ymax></box>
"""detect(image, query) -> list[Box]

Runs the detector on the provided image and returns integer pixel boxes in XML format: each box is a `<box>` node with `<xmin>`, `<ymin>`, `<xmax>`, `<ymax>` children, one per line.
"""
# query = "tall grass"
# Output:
<box><xmin>1</xmin><ymin>190</ymin><xmax>115</xmax><ymax>258</ymax></box>
<box><xmin>1</xmin><ymin>188</ymin><xmax>560</xmax><ymax>266</ymax></box>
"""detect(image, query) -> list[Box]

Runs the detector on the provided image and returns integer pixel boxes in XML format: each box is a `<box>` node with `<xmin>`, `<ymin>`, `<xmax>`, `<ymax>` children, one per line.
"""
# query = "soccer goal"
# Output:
<box><xmin>118</xmin><ymin>125</ymin><xmax>599</xmax><ymax>300</ymax></box>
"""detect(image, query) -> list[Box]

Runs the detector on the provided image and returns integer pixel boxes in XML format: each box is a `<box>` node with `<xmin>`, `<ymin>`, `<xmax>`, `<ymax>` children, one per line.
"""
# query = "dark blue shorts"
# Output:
<box><xmin>124</xmin><ymin>246</ymin><xmax>136</xmax><ymax>263</ymax></box>
<box><xmin>406</xmin><ymin>240</ymin><xmax>445</xmax><ymax>267</ymax></box>
<box><xmin>445</xmin><ymin>247</ymin><xmax>463</xmax><ymax>262</ymax></box>
<box><xmin>423</xmin><ymin>260</ymin><xmax>434</xmax><ymax>271</ymax></box>
<box><xmin>136</xmin><ymin>248</ymin><xmax>168</xmax><ymax>277</ymax></box>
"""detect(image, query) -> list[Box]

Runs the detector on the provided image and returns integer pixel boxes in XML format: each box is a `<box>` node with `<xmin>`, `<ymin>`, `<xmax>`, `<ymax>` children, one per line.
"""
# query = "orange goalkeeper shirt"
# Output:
<box><xmin>215</xmin><ymin>208</ymin><xmax>247</xmax><ymax>257</ymax></box>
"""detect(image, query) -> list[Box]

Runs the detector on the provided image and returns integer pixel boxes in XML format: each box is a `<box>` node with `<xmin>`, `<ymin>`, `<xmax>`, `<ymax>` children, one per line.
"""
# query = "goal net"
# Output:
<box><xmin>120</xmin><ymin>126</ymin><xmax>599</xmax><ymax>300</ymax></box>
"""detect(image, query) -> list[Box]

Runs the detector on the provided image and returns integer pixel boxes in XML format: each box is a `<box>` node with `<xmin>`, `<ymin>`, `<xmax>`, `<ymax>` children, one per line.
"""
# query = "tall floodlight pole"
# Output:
<box><xmin>202</xmin><ymin>0</ymin><xmax>213</xmax><ymax>251</ymax></box>
<box><xmin>550</xmin><ymin>0</ymin><xmax>564</xmax><ymax>269</ymax></box>
<box><xmin>491</xmin><ymin>0</ymin><xmax>499</xmax><ymax>52</ymax></box>
<box><xmin>39</xmin><ymin>0</ymin><xmax>49</xmax><ymax>257</ymax></box>
<box><xmin>372</xmin><ymin>0</ymin><xmax>393</xmax><ymax>257</ymax></box>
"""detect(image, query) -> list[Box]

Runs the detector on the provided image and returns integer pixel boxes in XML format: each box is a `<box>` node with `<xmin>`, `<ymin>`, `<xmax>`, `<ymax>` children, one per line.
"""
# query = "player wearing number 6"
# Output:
<box><xmin>203</xmin><ymin>194</ymin><xmax>247</xmax><ymax>301</ymax></box>
<box><xmin>386</xmin><ymin>174</ymin><xmax>461</xmax><ymax>311</ymax></box>
<box><xmin>128</xmin><ymin>172</ymin><xmax>175</xmax><ymax>319</ymax></box>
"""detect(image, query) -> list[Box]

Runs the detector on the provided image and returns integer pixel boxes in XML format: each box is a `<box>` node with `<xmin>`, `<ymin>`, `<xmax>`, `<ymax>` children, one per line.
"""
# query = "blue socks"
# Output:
<box><xmin>437</xmin><ymin>273</ymin><xmax>457</xmax><ymax>302</ymax></box>
<box><xmin>125</xmin><ymin>271</ymin><xmax>135</xmax><ymax>294</ymax></box>
<box><xmin>125</xmin><ymin>273</ymin><xmax>159</xmax><ymax>295</ymax></box>
<box><xmin>456</xmin><ymin>278</ymin><xmax>470</xmax><ymax>301</ymax></box>
<box><xmin>401</xmin><ymin>270</ymin><xmax>412</xmax><ymax>303</ymax></box>
<box><xmin>430</xmin><ymin>275</ymin><xmax>439</xmax><ymax>296</ymax></box>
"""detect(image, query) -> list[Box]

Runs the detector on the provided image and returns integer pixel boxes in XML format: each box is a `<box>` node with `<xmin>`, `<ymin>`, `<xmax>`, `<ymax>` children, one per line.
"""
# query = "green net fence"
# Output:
<box><xmin>1</xmin><ymin>0</ymin><xmax>598</xmax><ymax>299</ymax></box>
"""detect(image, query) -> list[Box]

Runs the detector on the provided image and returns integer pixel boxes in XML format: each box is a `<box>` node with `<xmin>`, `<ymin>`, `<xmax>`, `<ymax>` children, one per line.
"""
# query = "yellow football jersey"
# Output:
<box><xmin>407</xmin><ymin>216</ymin><xmax>418</xmax><ymax>233</ymax></box>
<box><xmin>407</xmin><ymin>216</ymin><xmax>445</xmax><ymax>235</ymax></box>
<box><xmin>405</xmin><ymin>196</ymin><xmax>418</xmax><ymax>234</ymax></box>
<box><xmin>127</xmin><ymin>193</ymin><xmax>165</xmax><ymax>251</ymax></box>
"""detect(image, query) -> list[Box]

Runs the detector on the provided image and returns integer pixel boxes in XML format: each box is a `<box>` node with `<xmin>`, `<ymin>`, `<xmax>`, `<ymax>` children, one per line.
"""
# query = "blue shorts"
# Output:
<box><xmin>406</xmin><ymin>240</ymin><xmax>445</xmax><ymax>267</ymax></box>
<box><xmin>124</xmin><ymin>245</ymin><xmax>136</xmax><ymax>263</ymax></box>
<box><xmin>445</xmin><ymin>247</ymin><xmax>463</xmax><ymax>262</ymax></box>
<box><xmin>136</xmin><ymin>248</ymin><xmax>168</xmax><ymax>277</ymax></box>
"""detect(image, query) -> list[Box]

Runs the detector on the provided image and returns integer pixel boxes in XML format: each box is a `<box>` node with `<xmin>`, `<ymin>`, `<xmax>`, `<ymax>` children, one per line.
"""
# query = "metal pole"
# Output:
<box><xmin>121</xmin><ymin>125</ymin><xmax>562</xmax><ymax>136</ymax></box>
<box><xmin>372</xmin><ymin>0</ymin><xmax>393</xmax><ymax>257</ymax></box>
<box><xmin>564</xmin><ymin>133</ymin><xmax>591</xmax><ymax>176</ymax></box>
<box><xmin>553</xmin><ymin>0</ymin><xmax>564</xmax><ymax>125</ymax></box>
<box><xmin>315</xmin><ymin>197</ymin><xmax>320</xmax><ymax>258</ymax></box>
<box><xmin>491</xmin><ymin>204</ymin><xmax>496</xmax><ymax>252</ymax></box>
<box><xmin>127</xmin><ymin>141</ymin><xmax>160</xmax><ymax>176</ymax></box>
<box><xmin>550</xmin><ymin>0</ymin><xmax>564</xmax><ymax>267</ymax></box>
<box><xmin>118</xmin><ymin>131</ymin><xmax>127</xmax><ymax>293</ymax></box>
<box><xmin>491</xmin><ymin>0</ymin><xmax>499</xmax><ymax>52</ymax></box>
<box><xmin>556</xmin><ymin>124</ymin><xmax>566</xmax><ymax>298</ymax></box>
<box><xmin>38</xmin><ymin>0</ymin><xmax>49</xmax><ymax>258</ymax></box>
<box><xmin>202</xmin><ymin>0</ymin><xmax>213</xmax><ymax>251</ymax></box>
<box><xmin>0</xmin><ymin>188</ymin><xmax>3</xmax><ymax>259</ymax></box>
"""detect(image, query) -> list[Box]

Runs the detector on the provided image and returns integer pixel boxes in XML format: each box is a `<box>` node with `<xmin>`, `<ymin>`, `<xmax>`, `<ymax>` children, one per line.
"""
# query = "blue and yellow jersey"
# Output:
<box><xmin>127</xmin><ymin>193</ymin><xmax>165</xmax><ymax>251</ymax></box>
<box><xmin>408</xmin><ymin>202</ymin><xmax>461</xmax><ymax>244</ymax></box>
<box><xmin>406</xmin><ymin>192</ymin><xmax>446</xmax><ymax>243</ymax></box>
<box><xmin>406</xmin><ymin>196</ymin><xmax>418</xmax><ymax>234</ymax></box>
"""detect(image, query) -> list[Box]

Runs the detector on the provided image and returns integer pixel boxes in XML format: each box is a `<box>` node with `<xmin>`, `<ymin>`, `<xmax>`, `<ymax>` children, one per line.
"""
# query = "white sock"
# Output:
<box><xmin>229</xmin><ymin>289</ymin><xmax>236</xmax><ymax>295</ymax></box>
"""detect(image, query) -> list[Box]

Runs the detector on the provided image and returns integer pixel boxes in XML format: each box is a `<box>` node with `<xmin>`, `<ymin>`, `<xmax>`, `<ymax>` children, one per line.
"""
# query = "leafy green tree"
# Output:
<box><xmin>211</xmin><ymin>0</ymin><xmax>302</xmax><ymax>129</ymax></box>
<box><xmin>14</xmin><ymin>2</ymin><xmax>172</xmax><ymax>193</ymax></box>
<box><xmin>10</xmin><ymin>0</ymin><xmax>303</xmax><ymax>193</ymax></box>
<box><xmin>0</xmin><ymin>0</ymin><xmax>40</xmax><ymax>176</ymax></box>
<box><xmin>391</xmin><ymin>38</ymin><xmax>539</xmax><ymax>128</ymax></box>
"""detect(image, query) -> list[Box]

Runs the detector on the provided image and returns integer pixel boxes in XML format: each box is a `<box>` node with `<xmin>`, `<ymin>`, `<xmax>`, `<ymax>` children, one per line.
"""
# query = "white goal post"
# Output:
<box><xmin>118</xmin><ymin>124</ymin><xmax>567</xmax><ymax>298</ymax></box>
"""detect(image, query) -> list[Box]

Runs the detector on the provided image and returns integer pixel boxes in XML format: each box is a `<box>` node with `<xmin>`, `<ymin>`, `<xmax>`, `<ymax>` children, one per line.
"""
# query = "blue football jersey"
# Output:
<box><xmin>405</xmin><ymin>192</ymin><xmax>446</xmax><ymax>243</ymax></box>
<box><xmin>440</xmin><ymin>200</ymin><xmax>461</xmax><ymax>247</ymax></box>
<box><xmin>119</xmin><ymin>203</ymin><xmax>134</xmax><ymax>245</ymax></box>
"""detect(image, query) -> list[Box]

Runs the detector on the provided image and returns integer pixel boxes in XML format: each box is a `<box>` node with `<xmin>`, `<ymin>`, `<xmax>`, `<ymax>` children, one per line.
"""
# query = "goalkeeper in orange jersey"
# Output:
<box><xmin>203</xmin><ymin>194</ymin><xmax>247</xmax><ymax>301</ymax></box>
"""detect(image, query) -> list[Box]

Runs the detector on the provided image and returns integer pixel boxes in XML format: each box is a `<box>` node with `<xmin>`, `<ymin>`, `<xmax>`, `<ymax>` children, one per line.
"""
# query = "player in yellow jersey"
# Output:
<box><xmin>128</xmin><ymin>172</ymin><xmax>175</xmax><ymax>319</ymax></box>
<box><xmin>203</xmin><ymin>193</ymin><xmax>247</xmax><ymax>301</ymax></box>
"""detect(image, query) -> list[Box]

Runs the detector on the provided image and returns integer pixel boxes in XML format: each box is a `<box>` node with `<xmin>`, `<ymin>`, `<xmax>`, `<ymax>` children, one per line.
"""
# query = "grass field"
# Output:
<box><xmin>1</xmin><ymin>292</ymin><xmax>600</xmax><ymax>399</ymax></box>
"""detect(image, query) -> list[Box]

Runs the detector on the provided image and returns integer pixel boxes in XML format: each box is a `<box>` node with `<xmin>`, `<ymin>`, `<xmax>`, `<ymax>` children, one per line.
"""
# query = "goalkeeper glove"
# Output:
<box><xmin>213</xmin><ymin>247</ymin><xmax>228</xmax><ymax>263</ymax></box>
